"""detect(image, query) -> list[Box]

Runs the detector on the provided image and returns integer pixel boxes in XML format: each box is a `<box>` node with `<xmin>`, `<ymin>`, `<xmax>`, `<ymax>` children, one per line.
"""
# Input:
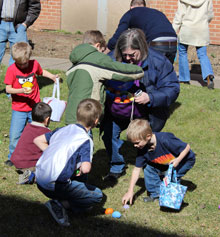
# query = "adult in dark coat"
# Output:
<box><xmin>103</xmin><ymin>28</ymin><xmax>180</xmax><ymax>180</ymax></box>
<box><xmin>107</xmin><ymin>0</ymin><xmax>177</xmax><ymax>64</ymax></box>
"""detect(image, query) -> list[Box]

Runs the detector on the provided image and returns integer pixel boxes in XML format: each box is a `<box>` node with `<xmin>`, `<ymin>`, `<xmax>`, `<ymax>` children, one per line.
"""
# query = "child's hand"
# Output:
<box><xmin>169</xmin><ymin>158</ymin><xmax>180</xmax><ymax>168</ymax></box>
<box><xmin>52</xmin><ymin>75</ymin><xmax>59</xmax><ymax>83</ymax></box>
<box><xmin>23</xmin><ymin>87</ymin><xmax>33</xmax><ymax>94</ymax></box>
<box><xmin>122</xmin><ymin>191</ymin><xmax>134</xmax><ymax>205</ymax></box>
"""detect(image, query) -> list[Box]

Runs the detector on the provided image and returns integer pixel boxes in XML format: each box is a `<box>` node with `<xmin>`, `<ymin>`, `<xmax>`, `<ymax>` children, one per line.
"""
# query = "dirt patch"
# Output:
<box><xmin>24</xmin><ymin>29</ymin><xmax>220</xmax><ymax>76</ymax></box>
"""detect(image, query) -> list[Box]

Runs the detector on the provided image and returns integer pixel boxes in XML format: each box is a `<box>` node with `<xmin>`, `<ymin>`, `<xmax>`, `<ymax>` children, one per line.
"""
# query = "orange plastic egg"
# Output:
<box><xmin>123</xmin><ymin>99</ymin><xmax>130</xmax><ymax>103</ymax></box>
<box><xmin>114</xmin><ymin>97</ymin><xmax>121</xmax><ymax>103</ymax></box>
<box><xmin>105</xmin><ymin>208</ymin><xmax>114</xmax><ymax>215</ymax></box>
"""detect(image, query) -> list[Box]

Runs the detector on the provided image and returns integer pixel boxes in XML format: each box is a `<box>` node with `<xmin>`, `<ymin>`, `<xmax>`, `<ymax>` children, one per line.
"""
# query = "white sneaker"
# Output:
<box><xmin>45</xmin><ymin>200</ymin><xmax>70</xmax><ymax>226</ymax></box>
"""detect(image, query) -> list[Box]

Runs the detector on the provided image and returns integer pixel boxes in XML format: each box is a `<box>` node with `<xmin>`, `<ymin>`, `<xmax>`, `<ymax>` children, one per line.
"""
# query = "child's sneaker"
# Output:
<box><xmin>45</xmin><ymin>200</ymin><xmax>70</xmax><ymax>227</ymax></box>
<box><xmin>18</xmin><ymin>170</ymin><xmax>35</xmax><ymax>184</ymax></box>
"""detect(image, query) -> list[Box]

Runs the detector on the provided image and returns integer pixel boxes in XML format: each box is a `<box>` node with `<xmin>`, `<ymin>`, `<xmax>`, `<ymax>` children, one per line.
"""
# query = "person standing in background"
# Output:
<box><xmin>107</xmin><ymin>0</ymin><xmax>177</xmax><ymax>64</ymax></box>
<box><xmin>0</xmin><ymin>0</ymin><xmax>41</xmax><ymax>66</ymax></box>
<box><xmin>173</xmin><ymin>0</ymin><xmax>214</xmax><ymax>89</ymax></box>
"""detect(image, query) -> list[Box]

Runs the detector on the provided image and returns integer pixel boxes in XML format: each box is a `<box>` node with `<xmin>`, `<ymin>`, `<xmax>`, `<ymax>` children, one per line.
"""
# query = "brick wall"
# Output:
<box><xmin>32</xmin><ymin>0</ymin><xmax>61</xmax><ymax>30</ymax></box>
<box><xmin>148</xmin><ymin>0</ymin><xmax>219</xmax><ymax>45</ymax></box>
<box><xmin>33</xmin><ymin>0</ymin><xmax>220</xmax><ymax>45</ymax></box>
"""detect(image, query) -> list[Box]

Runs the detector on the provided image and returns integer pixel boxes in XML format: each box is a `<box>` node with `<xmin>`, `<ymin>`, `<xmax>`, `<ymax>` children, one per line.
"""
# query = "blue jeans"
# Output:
<box><xmin>149</xmin><ymin>45</ymin><xmax>177</xmax><ymax>64</ymax></box>
<box><xmin>0</xmin><ymin>21</ymin><xmax>27</xmax><ymax>65</ymax></box>
<box><xmin>102</xmin><ymin>110</ymin><xmax>168</xmax><ymax>174</ymax></box>
<box><xmin>178</xmin><ymin>43</ymin><xmax>214</xmax><ymax>82</ymax></box>
<box><xmin>38</xmin><ymin>177</ymin><xmax>103</xmax><ymax>213</ymax></box>
<box><xmin>144</xmin><ymin>157</ymin><xmax>195</xmax><ymax>198</ymax></box>
<box><xmin>8</xmin><ymin>110</ymin><xmax>32</xmax><ymax>159</ymax></box>
<box><xmin>102</xmin><ymin>117</ymin><xmax>130</xmax><ymax>173</ymax></box>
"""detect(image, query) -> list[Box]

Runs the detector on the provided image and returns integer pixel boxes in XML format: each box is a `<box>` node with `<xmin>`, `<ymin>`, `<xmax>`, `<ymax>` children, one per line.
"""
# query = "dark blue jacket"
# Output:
<box><xmin>107</xmin><ymin>7</ymin><xmax>176</xmax><ymax>50</ymax></box>
<box><xmin>140</xmin><ymin>48</ymin><xmax>179</xmax><ymax>108</ymax></box>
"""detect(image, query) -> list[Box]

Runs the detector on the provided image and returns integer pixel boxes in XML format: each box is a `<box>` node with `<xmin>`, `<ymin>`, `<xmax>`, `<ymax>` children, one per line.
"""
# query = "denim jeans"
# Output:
<box><xmin>38</xmin><ymin>177</ymin><xmax>103</xmax><ymax>213</ymax></box>
<box><xmin>0</xmin><ymin>21</ymin><xmax>27</xmax><ymax>65</ymax></box>
<box><xmin>149</xmin><ymin>45</ymin><xmax>177</xmax><ymax>64</ymax></box>
<box><xmin>102</xmin><ymin>117</ymin><xmax>130</xmax><ymax>174</ymax></box>
<box><xmin>102</xmin><ymin>111</ymin><xmax>168</xmax><ymax>174</ymax></box>
<box><xmin>8</xmin><ymin>110</ymin><xmax>32</xmax><ymax>159</ymax></box>
<box><xmin>178</xmin><ymin>43</ymin><xmax>214</xmax><ymax>82</ymax></box>
<box><xmin>144</xmin><ymin>157</ymin><xmax>195</xmax><ymax>198</ymax></box>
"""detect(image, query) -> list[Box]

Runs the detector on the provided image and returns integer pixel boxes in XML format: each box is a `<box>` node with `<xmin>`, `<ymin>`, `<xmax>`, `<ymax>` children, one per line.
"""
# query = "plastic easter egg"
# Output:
<box><xmin>123</xmin><ymin>99</ymin><xmax>130</xmax><ymax>103</ymax></box>
<box><xmin>218</xmin><ymin>205</ymin><xmax>220</xmax><ymax>209</ymax></box>
<box><xmin>123</xmin><ymin>204</ymin><xmax>130</xmax><ymax>209</ymax></box>
<box><xmin>105</xmin><ymin>208</ymin><xmax>114</xmax><ymax>215</ymax></box>
<box><xmin>112</xmin><ymin>211</ymin><xmax>121</xmax><ymax>218</ymax></box>
<box><xmin>114</xmin><ymin>97</ymin><xmax>121</xmax><ymax>103</ymax></box>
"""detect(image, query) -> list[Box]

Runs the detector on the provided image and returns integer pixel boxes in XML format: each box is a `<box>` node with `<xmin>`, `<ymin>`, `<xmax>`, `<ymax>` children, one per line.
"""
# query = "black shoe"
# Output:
<box><xmin>4</xmin><ymin>160</ymin><xmax>14</xmax><ymax>167</ymax></box>
<box><xmin>179</xmin><ymin>81</ymin><xmax>190</xmax><ymax>85</ymax></box>
<box><xmin>206</xmin><ymin>75</ymin><xmax>214</xmax><ymax>89</ymax></box>
<box><xmin>104</xmin><ymin>171</ymin><xmax>126</xmax><ymax>181</ymax></box>
<box><xmin>143</xmin><ymin>196</ymin><xmax>159</xmax><ymax>203</ymax></box>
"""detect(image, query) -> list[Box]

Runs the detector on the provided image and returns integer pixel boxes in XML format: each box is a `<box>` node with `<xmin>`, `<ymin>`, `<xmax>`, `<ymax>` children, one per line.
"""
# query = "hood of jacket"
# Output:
<box><xmin>69</xmin><ymin>43</ymin><xmax>97</xmax><ymax>65</ymax></box>
<box><xmin>180</xmin><ymin>0</ymin><xmax>207</xmax><ymax>7</ymax></box>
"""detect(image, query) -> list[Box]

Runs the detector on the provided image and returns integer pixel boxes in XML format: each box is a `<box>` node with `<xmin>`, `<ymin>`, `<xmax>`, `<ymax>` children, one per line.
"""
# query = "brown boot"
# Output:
<box><xmin>206</xmin><ymin>75</ymin><xmax>214</xmax><ymax>89</ymax></box>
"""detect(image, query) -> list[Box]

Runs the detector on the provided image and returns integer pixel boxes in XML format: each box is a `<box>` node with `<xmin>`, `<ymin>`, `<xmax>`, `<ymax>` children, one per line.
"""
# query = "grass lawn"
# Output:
<box><xmin>0</xmin><ymin>64</ymin><xmax>220</xmax><ymax>237</ymax></box>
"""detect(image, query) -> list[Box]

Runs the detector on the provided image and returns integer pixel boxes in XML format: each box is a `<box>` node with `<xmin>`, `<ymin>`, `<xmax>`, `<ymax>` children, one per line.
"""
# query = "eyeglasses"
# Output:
<box><xmin>122</xmin><ymin>52</ymin><xmax>136</xmax><ymax>58</ymax></box>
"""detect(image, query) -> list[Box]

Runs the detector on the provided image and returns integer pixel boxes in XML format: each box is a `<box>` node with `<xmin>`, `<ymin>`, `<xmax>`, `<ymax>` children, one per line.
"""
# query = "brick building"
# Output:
<box><xmin>33</xmin><ymin>0</ymin><xmax>220</xmax><ymax>45</ymax></box>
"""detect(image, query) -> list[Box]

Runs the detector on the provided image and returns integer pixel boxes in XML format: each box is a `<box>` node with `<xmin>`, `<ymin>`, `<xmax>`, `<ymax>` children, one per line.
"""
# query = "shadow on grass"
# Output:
<box><xmin>169</xmin><ymin>101</ymin><xmax>181</xmax><ymax>116</ymax></box>
<box><xmin>37</xmin><ymin>76</ymin><xmax>64</xmax><ymax>90</ymax></box>
<box><xmin>0</xmin><ymin>194</ymin><xmax>182</xmax><ymax>237</ymax></box>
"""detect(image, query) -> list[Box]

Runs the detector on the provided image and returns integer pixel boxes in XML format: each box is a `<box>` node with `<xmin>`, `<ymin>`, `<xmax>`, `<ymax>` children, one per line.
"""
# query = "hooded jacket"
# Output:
<box><xmin>172</xmin><ymin>0</ymin><xmax>214</xmax><ymax>46</ymax></box>
<box><xmin>65</xmin><ymin>43</ymin><xmax>144</xmax><ymax>124</ymax></box>
<box><xmin>0</xmin><ymin>0</ymin><xmax>41</xmax><ymax>28</ymax></box>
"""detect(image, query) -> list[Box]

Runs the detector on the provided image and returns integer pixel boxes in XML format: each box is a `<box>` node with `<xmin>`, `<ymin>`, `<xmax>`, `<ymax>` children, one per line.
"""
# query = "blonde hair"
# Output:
<box><xmin>127</xmin><ymin>119</ymin><xmax>152</xmax><ymax>142</ymax></box>
<box><xmin>83</xmin><ymin>30</ymin><xmax>106</xmax><ymax>48</ymax></box>
<box><xmin>77</xmin><ymin>98</ymin><xmax>102</xmax><ymax>128</ymax></box>
<box><xmin>12</xmin><ymin>42</ymin><xmax>32</xmax><ymax>64</ymax></box>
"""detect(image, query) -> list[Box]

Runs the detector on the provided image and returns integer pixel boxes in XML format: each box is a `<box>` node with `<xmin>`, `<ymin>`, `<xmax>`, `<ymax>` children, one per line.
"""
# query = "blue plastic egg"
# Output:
<box><xmin>112</xmin><ymin>211</ymin><xmax>121</xmax><ymax>218</ymax></box>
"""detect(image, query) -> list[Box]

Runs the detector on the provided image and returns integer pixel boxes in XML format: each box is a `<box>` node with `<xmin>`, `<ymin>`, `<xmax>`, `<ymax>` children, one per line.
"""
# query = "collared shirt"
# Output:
<box><xmin>1</xmin><ymin>0</ymin><xmax>15</xmax><ymax>18</ymax></box>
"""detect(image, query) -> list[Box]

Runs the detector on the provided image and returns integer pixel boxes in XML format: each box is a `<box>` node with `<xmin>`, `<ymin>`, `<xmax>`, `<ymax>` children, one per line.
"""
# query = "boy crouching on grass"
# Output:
<box><xmin>34</xmin><ymin>99</ymin><xmax>103</xmax><ymax>226</ymax></box>
<box><xmin>11</xmin><ymin>102</ymin><xmax>52</xmax><ymax>184</ymax></box>
<box><xmin>122</xmin><ymin>119</ymin><xmax>195</xmax><ymax>205</ymax></box>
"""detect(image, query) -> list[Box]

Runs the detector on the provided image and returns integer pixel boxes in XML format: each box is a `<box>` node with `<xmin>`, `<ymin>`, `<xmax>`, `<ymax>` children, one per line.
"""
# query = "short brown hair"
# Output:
<box><xmin>76</xmin><ymin>98</ymin><xmax>102</xmax><ymax>128</ymax></box>
<box><xmin>83</xmin><ymin>30</ymin><xmax>106</xmax><ymax>48</ymax></box>
<box><xmin>32</xmin><ymin>102</ymin><xmax>52</xmax><ymax>123</ymax></box>
<box><xmin>12</xmin><ymin>42</ymin><xmax>32</xmax><ymax>64</ymax></box>
<box><xmin>130</xmin><ymin>0</ymin><xmax>146</xmax><ymax>7</ymax></box>
<box><xmin>127</xmin><ymin>119</ymin><xmax>152</xmax><ymax>142</ymax></box>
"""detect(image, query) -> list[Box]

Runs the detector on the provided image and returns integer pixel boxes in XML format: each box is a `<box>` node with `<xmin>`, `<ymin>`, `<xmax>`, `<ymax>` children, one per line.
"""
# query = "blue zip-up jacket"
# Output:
<box><xmin>107</xmin><ymin>7</ymin><xmax>176</xmax><ymax>50</ymax></box>
<box><xmin>140</xmin><ymin>48</ymin><xmax>179</xmax><ymax>108</ymax></box>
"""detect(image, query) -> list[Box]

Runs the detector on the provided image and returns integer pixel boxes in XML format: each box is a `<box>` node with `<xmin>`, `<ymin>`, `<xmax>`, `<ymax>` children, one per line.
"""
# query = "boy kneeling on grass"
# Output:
<box><xmin>11</xmin><ymin>102</ymin><xmax>52</xmax><ymax>184</ymax></box>
<box><xmin>34</xmin><ymin>99</ymin><xmax>103</xmax><ymax>227</ymax></box>
<box><xmin>122</xmin><ymin>119</ymin><xmax>195</xmax><ymax>205</ymax></box>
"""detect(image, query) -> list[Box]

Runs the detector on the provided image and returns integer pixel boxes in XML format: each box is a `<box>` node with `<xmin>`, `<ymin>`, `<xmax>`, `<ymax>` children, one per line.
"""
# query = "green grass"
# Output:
<box><xmin>0</xmin><ymin>64</ymin><xmax>220</xmax><ymax>236</ymax></box>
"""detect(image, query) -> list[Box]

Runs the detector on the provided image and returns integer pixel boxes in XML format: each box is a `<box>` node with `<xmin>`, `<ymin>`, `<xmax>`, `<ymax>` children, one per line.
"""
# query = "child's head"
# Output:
<box><xmin>83</xmin><ymin>30</ymin><xmax>106</xmax><ymax>52</ymax></box>
<box><xmin>127</xmin><ymin>119</ymin><xmax>152</xmax><ymax>149</ymax></box>
<box><xmin>76</xmin><ymin>98</ymin><xmax>102</xmax><ymax>129</ymax></box>
<box><xmin>32</xmin><ymin>102</ymin><xmax>52</xmax><ymax>127</ymax></box>
<box><xmin>12</xmin><ymin>42</ymin><xmax>32</xmax><ymax>69</ymax></box>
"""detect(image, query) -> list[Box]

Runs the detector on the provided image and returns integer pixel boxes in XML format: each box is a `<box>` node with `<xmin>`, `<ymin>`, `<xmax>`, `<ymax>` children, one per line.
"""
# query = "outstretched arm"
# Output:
<box><xmin>122</xmin><ymin>167</ymin><xmax>141</xmax><ymax>205</ymax></box>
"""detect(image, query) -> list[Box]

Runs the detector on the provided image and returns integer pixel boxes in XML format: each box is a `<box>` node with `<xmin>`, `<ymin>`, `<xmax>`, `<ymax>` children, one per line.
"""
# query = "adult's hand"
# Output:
<box><xmin>134</xmin><ymin>92</ymin><xmax>150</xmax><ymax>104</ymax></box>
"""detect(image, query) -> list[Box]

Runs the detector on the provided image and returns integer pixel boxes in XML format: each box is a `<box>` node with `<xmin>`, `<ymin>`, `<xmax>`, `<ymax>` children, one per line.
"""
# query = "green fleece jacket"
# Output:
<box><xmin>65</xmin><ymin>43</ymin><xmax>144</xmax><ymax>124</ymax></box>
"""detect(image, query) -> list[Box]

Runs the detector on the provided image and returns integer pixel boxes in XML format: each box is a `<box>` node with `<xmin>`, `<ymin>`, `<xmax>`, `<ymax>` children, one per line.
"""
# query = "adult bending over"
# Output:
<box><xmin>102</xmin><ymin>29</ymin><xmax>180</xmax><ymax>180</ymax></box>
<box><xmin>107</xmin><ymin>0</ymin><xmax>177</xmax><ymax>64</ymax></box>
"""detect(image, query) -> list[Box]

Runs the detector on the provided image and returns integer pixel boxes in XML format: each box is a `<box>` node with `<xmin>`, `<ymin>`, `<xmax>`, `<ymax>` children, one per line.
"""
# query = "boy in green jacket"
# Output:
<box><xmin>65</xmin><ymin>30</ymin><xmax>144</xmax><ymax>125</ymax></box>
